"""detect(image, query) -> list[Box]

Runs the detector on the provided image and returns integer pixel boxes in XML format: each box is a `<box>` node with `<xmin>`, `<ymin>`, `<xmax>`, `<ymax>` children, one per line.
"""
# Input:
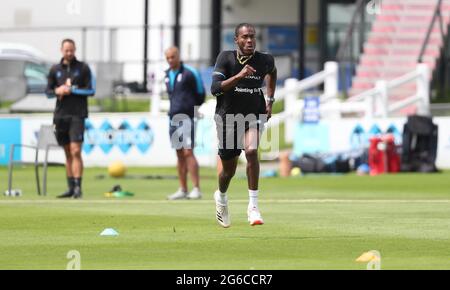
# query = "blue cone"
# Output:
<box><xmin>100</xmin><ymin>228</ymin><xmax>119</xmax><ymax>236</ymax></box>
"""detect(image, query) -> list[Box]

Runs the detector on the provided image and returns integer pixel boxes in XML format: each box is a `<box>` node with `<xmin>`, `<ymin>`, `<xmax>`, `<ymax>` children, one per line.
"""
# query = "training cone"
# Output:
<box><xmin>356</xmin><ymin>251</ymin><xmax>380</xmax><ymax>262</ymax></box>
<box><xmin>104</xmin><ymin>192</ymin><xmax>113</xmax><ymax>198</ymax></box>
<box><xmin>100</xmin><ymin>228</ymin><xmax>119</xmax><ymax>236</ymax></box>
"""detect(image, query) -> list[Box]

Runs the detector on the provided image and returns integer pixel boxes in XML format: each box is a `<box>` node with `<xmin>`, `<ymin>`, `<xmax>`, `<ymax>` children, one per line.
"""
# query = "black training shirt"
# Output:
<box><xmin>211</xmin><ymin>50</ymin><xmax>276</xmax><ymax>119</ymax></box>
<box><xmin>46</xmin><ymin>57</ymin><xmax>95</xmax><ymax>119</ymax></box>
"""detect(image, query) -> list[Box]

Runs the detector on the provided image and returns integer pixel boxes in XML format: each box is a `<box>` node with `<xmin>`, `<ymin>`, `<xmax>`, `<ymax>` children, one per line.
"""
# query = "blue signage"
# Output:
<box><xmin>302</xmin><ymin>96</ymin><xmax>320</xmax><ymax>124</ymax></box>
<box><xmin>0</xmin><ymin>119</ymin><xmax>21</xmax><ymax>165</ymax></box>
<box><xmin>267</xmin><ymin>27</ymin><xmax>299</xmax><ymax>54</ymax></box>
<box><xmin>293</xmin><ymin>122</ymin><xmax>330</xmax><ymax>156</ymax></box>
<box><xmin>83</xmin><ymin>120</ymin><xmax>154</xmax><ymax>155</ymax></box>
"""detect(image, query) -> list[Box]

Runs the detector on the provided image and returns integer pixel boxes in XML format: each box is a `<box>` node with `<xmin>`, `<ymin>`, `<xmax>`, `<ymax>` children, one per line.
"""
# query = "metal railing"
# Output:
<box><xmin>335</xmin><ymin>0</ymin><xmax>373</xmax><ymax>98</ymax></box>
<box><xmin>418</xmin><ymin>0</ymin><xmax>450</xmax><ymax>101</ymax></box>
<box><xmin>418</xmin><ymin>0</ymin><xmax>445</xmax><ymax>63</ymax></box>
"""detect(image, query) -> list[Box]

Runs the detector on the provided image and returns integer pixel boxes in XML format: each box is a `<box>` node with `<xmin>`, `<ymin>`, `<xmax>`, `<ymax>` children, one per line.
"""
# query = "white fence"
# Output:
<box><xmin>148</xmin><ymin>61</ymin><xmax>431</xmax><ymax>146</ymax></box>
<box><xmin>268</xmin><ymin>61</ymin><xmax>339</xmax><ymax>143</ymax></box>
<box><xmin>268</xmin><ymin>62</ymin><xmax>431</xmax><ymax>143</ymax></box>
<box><xmin>350</xmin><ymin>63</ymin><xmax>430</xmax><ymax>118</ymax></box>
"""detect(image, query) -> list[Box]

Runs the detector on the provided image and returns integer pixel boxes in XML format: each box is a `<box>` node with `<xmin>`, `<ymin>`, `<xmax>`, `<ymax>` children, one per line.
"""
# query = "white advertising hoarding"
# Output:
<box><xmin>293</xmin><ymin>117</ymin><xmax>450</xmax><ymax>169</ymax></box>
<box><xmin>434</xmin><ymin>118</ymin><xmax>450</xmax><ymax>169</ymax></box>
<box><xmin>18</xmin><ymin>113</ymin><xmax>217</xmax><ymax>167</ymax></box>
<box><xmin>4</xmin><ymin>114</ymin><xmax>450</xmax><ymax>169</ymax></box>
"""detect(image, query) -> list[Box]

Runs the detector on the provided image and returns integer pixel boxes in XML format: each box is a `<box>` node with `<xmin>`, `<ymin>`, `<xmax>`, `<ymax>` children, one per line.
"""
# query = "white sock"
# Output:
<box><xmin>248</xmin><ymin>190</ymin><xmax>259</xmax><ymax>210</ymax></box>
<box><xmin>215</xmin><ymin>189</ymin><xmax>227</xmax><ymax>203</ymax></box>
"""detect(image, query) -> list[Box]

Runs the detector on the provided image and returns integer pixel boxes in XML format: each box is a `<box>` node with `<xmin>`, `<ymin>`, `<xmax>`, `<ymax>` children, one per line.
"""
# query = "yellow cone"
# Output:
<box><xmin>356</xmin><ymin>251</ymin><xmax>380</xmax><ymax>263</ymax></box>
<box><xmin>104</xmin><ymin>192</ymin><xmax>113</xmax><ymax>198</ymax></box>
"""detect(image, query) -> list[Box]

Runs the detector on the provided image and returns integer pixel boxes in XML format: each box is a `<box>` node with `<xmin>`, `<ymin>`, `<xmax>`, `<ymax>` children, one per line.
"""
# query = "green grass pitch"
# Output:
<box><xmin>0</xmin><ymin>165</ymin><xmax>449</xmax><ymax>270</ymax></box>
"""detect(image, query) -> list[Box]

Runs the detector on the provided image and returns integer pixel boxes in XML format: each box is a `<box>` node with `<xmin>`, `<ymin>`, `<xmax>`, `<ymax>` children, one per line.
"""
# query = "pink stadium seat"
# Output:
<box><xmin>349</xmin><ymin>0</ymin><xmax>450</xmax><ymax>116</ymax></box>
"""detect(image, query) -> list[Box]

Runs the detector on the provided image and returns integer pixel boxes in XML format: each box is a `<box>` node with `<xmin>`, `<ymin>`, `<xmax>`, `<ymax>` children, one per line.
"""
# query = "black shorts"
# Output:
<box><xmin>53</xmin><ymin>116</ymin><xmax>85</xmax><ymax>146</ymax></box>
<box><xmin>215</xmin><ymin>117</ymin><xmax>264</xmax><ymax>161</ymax></box>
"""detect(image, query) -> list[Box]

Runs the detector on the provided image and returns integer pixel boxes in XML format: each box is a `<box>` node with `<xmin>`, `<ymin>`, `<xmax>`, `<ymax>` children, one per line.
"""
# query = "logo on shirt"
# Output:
<box><xmin>234</xmin><ymin>87</ymin><xmax>263</xmax><ymax>94</ymax></box>
<box><xmin>244</xmin><ymin>75</ymin><xmax>261</xmax><ymax>80</ymax></box>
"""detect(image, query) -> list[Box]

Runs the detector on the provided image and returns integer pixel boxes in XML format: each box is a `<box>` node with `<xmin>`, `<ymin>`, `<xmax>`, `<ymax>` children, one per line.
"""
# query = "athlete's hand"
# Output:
<box><xmin>63</xmin><ymin>85</ymin><xmax>71</xmax><ymax>95</ymax></box>
<box><xmin>266</xmin><ymin>102</ymin><xmax>273</xmax><ymax>120</ymax></box>
<box><xmin>237</xmin><ymin>65</ymin><xmax>256</xmax><ymax>79</ymax></box>
<box><xmin>55</xmin><ymin>86</ymin><xmax>65</xmax><ymax>99</ymax></box>
<box><xmin>55</xmin><ymin>85</ymin><xmax>71</xmax><ymax>99</ymax></box>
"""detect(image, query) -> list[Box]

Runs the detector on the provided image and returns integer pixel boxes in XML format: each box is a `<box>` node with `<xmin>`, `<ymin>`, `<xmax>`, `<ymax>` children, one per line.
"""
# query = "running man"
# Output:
<box><xmin>210</xmin><ymin>23</ymin><xmax>277</xmax><ymax>227</ymax></box>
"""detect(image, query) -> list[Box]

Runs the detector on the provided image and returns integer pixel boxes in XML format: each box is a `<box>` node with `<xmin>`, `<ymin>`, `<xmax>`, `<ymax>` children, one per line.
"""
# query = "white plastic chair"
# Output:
<box><xmin>8</xmin><ymin>125</ymin><xmax>63</xmax><ymax>196</ymax></box>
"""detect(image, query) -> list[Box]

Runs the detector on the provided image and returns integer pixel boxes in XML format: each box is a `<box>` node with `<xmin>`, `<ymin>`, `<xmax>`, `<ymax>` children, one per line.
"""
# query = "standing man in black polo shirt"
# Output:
<box><xmin>46</xmin><ymin>39</ymin><xmax>95</xmax><ymax>199</ymax></box>
<box><xmin>211</xmin><ymin>23</ymin><xmax>277</xmax><ymax>227</ymax></box>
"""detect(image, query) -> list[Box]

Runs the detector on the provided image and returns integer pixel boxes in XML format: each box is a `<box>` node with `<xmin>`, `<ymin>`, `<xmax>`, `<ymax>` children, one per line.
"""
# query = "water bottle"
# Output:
<box><xmin>4</xmin><ymin>189</ymin><xmax>22</xmax><ymax>197</ymax></box>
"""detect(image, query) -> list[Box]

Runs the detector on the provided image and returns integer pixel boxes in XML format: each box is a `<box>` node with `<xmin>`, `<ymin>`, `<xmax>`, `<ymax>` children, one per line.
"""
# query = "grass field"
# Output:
<box><xmin>0</xmin><ymin>165</ymin><xmax>450</xmax><ymax>270</ymax></box>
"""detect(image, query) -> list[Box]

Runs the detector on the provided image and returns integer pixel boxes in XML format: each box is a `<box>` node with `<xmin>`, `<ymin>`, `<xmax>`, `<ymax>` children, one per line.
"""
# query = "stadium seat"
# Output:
<box><xmin>7</xmin><ymin>125</ymin><xmax>63</xmax><ymax>196</ymax></box>
<box><xmin>349</xmin><ymin>0</ymin><xmax>450</xmax><ymax>116</ymax></box>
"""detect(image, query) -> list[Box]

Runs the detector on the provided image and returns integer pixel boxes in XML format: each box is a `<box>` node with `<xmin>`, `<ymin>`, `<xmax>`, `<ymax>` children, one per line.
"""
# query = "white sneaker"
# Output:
<box><xmin>214</xmin><ymin>191</ymin><xmax>230</xmax><ymax>228</ymax></box>
<box><xmin>247</xmin><ymin>207</ymin><xmax>264</xmax><ymax>226</ymax></box>
<box><xmin>167</xmin><ymin>189</ymin><xmax>188</xmax><ymax>200</ymax></box>
<box><xmin>187</xmin><ymin>187</ymin><xmax>202</xmax><ymax>199</ymax></box>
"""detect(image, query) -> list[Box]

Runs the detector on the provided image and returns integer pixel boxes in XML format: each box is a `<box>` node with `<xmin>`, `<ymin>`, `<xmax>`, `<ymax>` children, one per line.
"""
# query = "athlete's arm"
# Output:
<box><xmin>191</xmin><ymin>68</ymin><xmax>206</xmax><ymax>105</ymax></box>
<box><xmin>265</xmin><ymin>55</ymin><xmax>277</xmax><ymax>119</ymax></box>
<box><xmin>211</xmin><ymin>51</ymin><xmax>256</xmax><ymax>97</ymax></box>
<box><xmin>265</xmin><ymin>68</ymin><xmax>277</xmax><ymax>103</ymax></box>
<box><xmin>45</xmin><ymin>66</ymin><xmax>57</xmax><ymax>98</ymax></box>
<box><xmin>71</xmin><ymin>65</ymin><xmax>96</xmax><ymax>97</ymax></box>
<box><xmin>223</xmin><ymin>65</ymin><xmax>256</xmax><ymax>92</ymax></box>
<box><xmin>46</xmin><ymin>66</ymin><xmax>69</xmax><ymax>99</ymax></box>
